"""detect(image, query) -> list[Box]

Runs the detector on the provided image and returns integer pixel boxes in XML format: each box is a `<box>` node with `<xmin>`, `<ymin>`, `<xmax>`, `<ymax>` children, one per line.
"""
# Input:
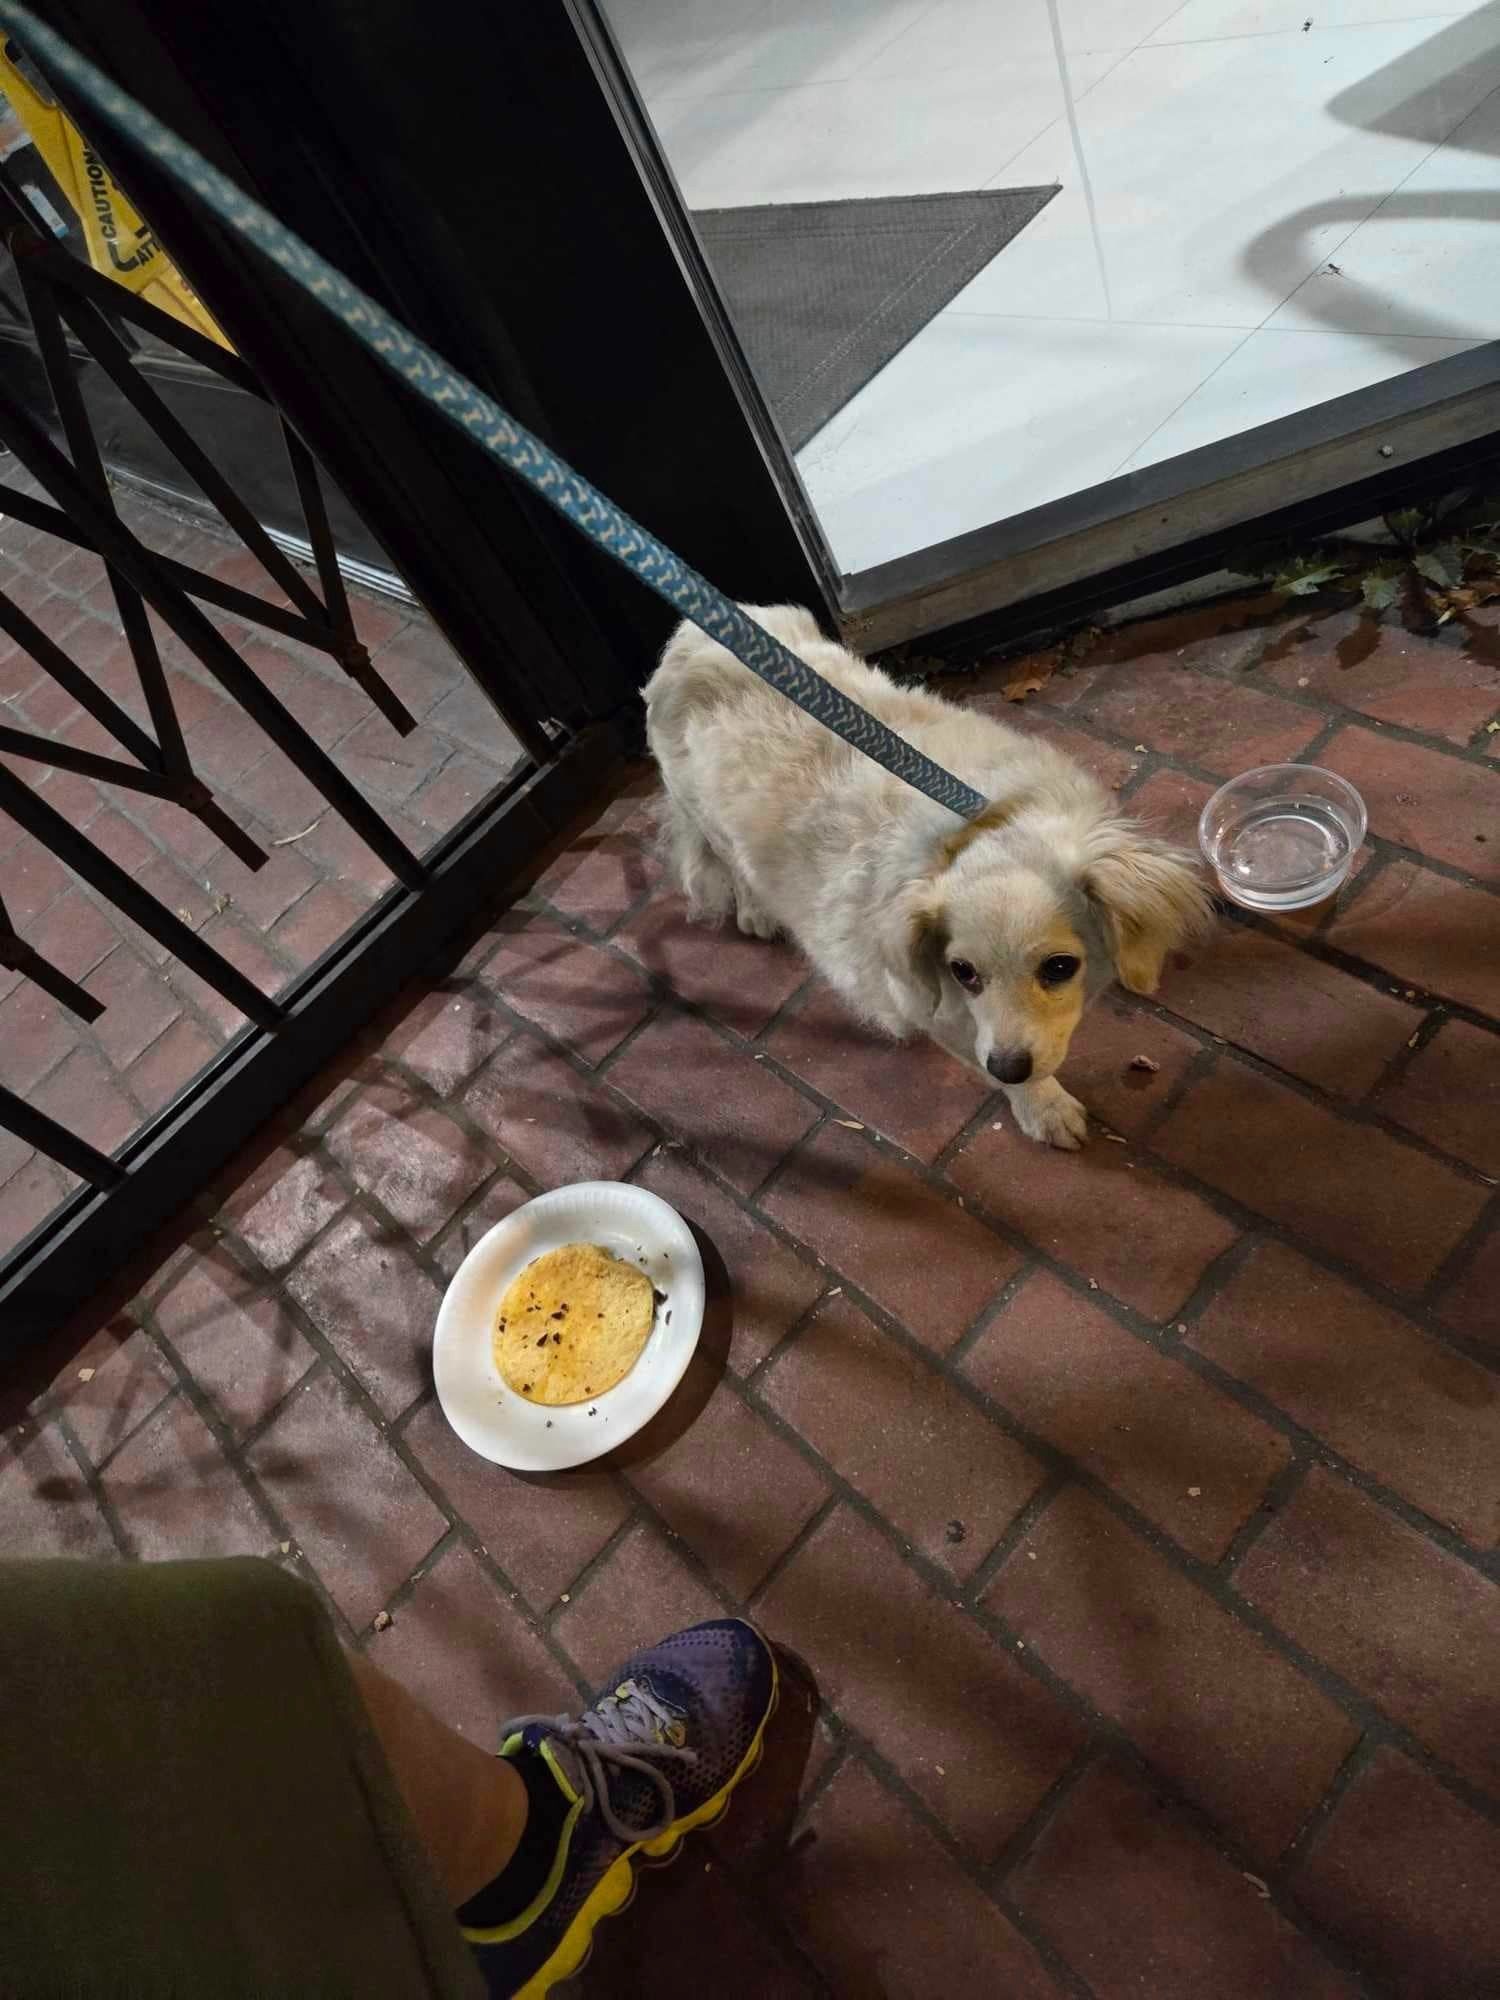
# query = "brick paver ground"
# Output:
<box><xmin>4</xmin><ymin>588</ymin><xmax>1500</xmax><ymax>1997</ymax></box>
<box><xmin>0</xmin><ymin>480</ymin><xmax>523</xmax><ymax>1254</ymax></box>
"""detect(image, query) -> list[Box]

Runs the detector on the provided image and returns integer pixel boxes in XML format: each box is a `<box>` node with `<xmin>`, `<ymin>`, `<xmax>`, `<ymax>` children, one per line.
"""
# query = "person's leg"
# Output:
<box><xmin>0</xmin><ymin>1557</ymin><xmax>486</xmax><ymax>1999</ymax></box>
<box><xmin>347</xmin><ymin>1652</ymin><xmax>528</xmax><ymax>1906</ymax></box>
<box><xmin>1</xmin><ymin>1554</ymin><xmax>777</xmax><ymax>2000</ymax></box>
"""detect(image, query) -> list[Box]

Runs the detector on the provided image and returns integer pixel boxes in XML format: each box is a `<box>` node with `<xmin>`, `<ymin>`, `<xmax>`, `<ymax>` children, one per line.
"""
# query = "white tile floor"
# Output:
<box><xmin>606</xmin><ymin>0</ymin><xmax>1500</xmax><ymax>574</ymax></box>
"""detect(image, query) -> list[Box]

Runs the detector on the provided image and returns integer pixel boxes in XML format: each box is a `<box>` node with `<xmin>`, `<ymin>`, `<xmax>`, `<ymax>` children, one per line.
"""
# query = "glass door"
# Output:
<box><xmin>585</xmin><ymin>0</ymin><xmax>1500</xmax><ymax>644</ymax></box>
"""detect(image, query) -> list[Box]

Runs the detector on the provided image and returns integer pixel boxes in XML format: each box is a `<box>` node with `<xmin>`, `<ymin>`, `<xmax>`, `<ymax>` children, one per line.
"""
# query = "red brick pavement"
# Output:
<box><xmin>0</xmin><ymin>482</ymin><xmax>524</xmax><ymax>1256</ymax></box>
<box><xmin>3</xmin><ymin>592</ymin><xmax>1500</xmax><ymax>1997</ymax></box>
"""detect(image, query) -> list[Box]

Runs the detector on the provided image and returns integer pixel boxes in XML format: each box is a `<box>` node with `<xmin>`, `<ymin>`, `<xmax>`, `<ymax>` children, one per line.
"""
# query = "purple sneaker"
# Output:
<box><xmin>462</xmin><ymin>1618</ymin><xmax>777</xmax><ymax>1997</ymax></box>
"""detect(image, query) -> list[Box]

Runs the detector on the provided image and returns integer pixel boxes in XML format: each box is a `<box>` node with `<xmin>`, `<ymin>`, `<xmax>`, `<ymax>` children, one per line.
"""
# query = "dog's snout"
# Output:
<box><xmin>987</xmin><ymin>1048</ymin><xmax>1033</xmax><ymax>1085</ymax></box>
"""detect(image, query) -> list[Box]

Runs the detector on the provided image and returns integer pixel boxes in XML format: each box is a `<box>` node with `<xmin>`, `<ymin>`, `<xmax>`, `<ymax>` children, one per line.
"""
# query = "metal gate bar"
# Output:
<box><xmin>0</xmin><ymin>191</ymin><xmax>561</xmax><ymax>769</ymax></box>
<box><xmin>280</xmin><ymin>421</ymin><xmax>412</xmax><ymax>733</ymax></box>
<box><xmin>48</xmin><ymin>283</ymin><xmax>327</xmax><ymax>625</ymax></box>
<box><xmin>0</xmin><ymin>581</ymin><xmax>163</xmax><ymax>765</ymax></box>
<box><xmin>0</xmin><ymin>172</ymin><xmax>429</xmax><ymax>729</ymax></box>
<box><xmin>0</xmin><ymin>182</ymin><xmax>472</xmax><ymax>1181</ymax></box>
<box><xmin>0</xmin><ymin>396</ymin><xmax>425</xmax><ymax>886</ymax></box>
<box><xmin>0</xmin><ymin>764</ymin><xmax>281</xmax><ymax>1029</ymax></box>
<box><xmin>0</xmin><ymin>479</ymin><xmax>361</xmax><ymax>655</ymax></box>
<box><xmin>0</xmin><ymin>1080</ymin><xmax>123</xmax><ymax>1187</ymax></box>
<box><xmin>0</xmin><ymin>884</ymin><xmax>102</xmax><ymax>1021</ymax></box>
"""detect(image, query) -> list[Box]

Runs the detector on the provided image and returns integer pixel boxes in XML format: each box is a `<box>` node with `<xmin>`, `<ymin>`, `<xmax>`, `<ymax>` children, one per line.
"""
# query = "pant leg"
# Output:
<box><xmin>0</xmin><ymin>1557</ymin><xmax>485</xmax><ymax>2000</ymax></box>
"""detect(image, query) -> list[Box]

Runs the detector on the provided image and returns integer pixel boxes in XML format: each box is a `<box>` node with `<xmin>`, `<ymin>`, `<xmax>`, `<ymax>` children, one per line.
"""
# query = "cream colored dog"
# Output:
<box><xmin>644</xmin><ymin>605</ymin><xmax>1211</xmax><ymax>1148</ymax></box>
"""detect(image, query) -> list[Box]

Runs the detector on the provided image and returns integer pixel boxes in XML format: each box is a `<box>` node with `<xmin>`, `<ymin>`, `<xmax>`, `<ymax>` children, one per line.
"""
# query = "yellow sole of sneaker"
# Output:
<box><xmin>510</xmin><ymin>1645</ymin><xmax>780</xmax><ymax>2000</ymax></box>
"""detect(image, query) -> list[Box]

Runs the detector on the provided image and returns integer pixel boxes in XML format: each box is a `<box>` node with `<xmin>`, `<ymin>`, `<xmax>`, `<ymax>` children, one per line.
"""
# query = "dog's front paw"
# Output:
<box><xmin>734</xmin><ymin>892</ymin><xmax>778</xmax><ymax>939</ymax></box>
<box><xmin>1006</xmin><ymin>1077</ymin><xmax>1089</xmax><ymax>1150</ymax></box>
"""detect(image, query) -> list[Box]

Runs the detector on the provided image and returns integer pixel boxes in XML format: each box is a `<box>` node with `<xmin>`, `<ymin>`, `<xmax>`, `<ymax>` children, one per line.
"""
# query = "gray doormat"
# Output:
<box><xmin>694</xmin><ymin>186</ymin><xmax>1059</xmax><ymax>451</ymax></box>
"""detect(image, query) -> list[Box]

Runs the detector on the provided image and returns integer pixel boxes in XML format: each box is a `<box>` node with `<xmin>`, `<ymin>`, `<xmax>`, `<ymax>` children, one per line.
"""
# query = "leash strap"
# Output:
<box><xmin>1</xmin><ymin>5</ymin><xmax>988</xmax><ymax>822</ymax></box>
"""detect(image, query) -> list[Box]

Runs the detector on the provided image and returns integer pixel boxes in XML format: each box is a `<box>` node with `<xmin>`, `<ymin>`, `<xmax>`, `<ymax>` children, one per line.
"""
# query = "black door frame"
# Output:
<box><xmin>3</xmin><ymin>0</ymin><xmax>838</xmax><ymax>1346</ymax></box>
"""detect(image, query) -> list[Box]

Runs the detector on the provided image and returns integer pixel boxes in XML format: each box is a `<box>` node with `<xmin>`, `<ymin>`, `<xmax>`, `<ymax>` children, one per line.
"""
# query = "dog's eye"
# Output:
<box><xmin>948</xmin><ymin>958</ymin><xmax>982</xmax><ymax>992</ymax></box>
<box><xmin>1037</xmin><ymin>953</ymin><xmax>1081</xmax><ymax>987</ymax></box>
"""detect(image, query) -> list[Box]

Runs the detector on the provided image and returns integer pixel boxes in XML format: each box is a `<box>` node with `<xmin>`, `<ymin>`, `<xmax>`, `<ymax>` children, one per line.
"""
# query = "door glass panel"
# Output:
<box><xmin>602</xmin><ymin>0</ymin><xmax>1500</xmax><ymax>577</ymax></box>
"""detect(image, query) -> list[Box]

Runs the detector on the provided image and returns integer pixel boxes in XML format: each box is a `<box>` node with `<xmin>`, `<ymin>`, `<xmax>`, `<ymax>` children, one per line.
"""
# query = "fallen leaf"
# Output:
<box><xmin>1187</xmin><ymin>1486</ymin><xmax>1202</xmax><ymax>1498</ymax></box>
<box><xmin>1001</xmin><ymin>649</ymin><xmax>1058</xmax><ymax>703</ymax></box>
<box><xmin>1273</xmin><ymin>554</ymin><xmax>1345</xmax><ymax>596</ymax></box>
<box><xmin>1435</xmin><ymin>584</ymin><xmax>1485</xmax><ymax>623</ymax></box>
<box><xmin>77</xmin><ymin>1366</ymin><xmax>95</xmax><ymax>1383</ymax></box>
<box><xmin>1415</xmin><ymin>545</ymin><xmax>1461</xmax><ymax>589</ymax></box>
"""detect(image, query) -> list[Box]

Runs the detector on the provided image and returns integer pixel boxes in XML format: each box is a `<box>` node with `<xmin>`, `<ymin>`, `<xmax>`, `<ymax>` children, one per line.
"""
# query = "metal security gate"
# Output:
<box><xmin>0</xmin><ymin>193</ymin><xmax>624</xmax><ymax>1340</ymax></box>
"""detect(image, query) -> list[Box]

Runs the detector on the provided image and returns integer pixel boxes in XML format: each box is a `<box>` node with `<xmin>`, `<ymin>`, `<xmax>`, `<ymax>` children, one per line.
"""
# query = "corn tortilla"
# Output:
<box><xmin>494</xmin><ymin>1243</ymin><xmax>656</xmax><ymax>1405</ymax></box>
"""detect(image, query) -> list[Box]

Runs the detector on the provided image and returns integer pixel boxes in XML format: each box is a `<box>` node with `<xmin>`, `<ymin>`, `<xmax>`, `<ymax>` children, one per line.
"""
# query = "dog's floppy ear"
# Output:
<box><xmin>881</xmin><ymin>881</ymin><xmax>947</xmax><ymax>1014</ymax></box>
<box><xmin>1081</xmin><ymin>823</ymin><xmax>1213</xmax><ymax>995</ymax></box>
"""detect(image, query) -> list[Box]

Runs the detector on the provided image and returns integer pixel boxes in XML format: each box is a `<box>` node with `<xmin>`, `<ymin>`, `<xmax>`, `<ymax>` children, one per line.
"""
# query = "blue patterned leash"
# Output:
<box><xmin>1</xmin><ymin>5</ymin><xmax>987</xmax><ymax>822</ymax></box>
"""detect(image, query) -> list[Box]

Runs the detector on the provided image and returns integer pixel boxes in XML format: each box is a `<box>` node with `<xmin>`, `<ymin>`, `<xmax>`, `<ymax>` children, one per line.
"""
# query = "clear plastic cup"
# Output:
<box><xmin>1198</xmin><ymin>763</ymin><xmax>1367</xmax><ymax>913</ymax></box>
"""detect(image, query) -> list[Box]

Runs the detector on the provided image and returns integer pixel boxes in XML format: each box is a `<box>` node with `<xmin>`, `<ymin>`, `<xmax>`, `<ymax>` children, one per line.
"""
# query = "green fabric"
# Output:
<box><xmin>0</xmin><ymin>1558</ymin><xmax>485</xmax><ymax>2000</ymax></box>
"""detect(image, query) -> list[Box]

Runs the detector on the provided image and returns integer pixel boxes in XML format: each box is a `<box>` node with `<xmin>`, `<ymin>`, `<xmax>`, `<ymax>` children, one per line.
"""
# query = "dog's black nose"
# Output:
<box><xmin>987</xmin><ymin>1048</ymin><xmax>1033</xmax><ymax>1085</ymax></box>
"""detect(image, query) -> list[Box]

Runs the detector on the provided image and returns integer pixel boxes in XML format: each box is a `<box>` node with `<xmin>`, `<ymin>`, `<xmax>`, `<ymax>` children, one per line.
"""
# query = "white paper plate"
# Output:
<box><xmin>432</xmin><ymin>1182</ymin><xmax>705</xmax><ymax>1472</ymax></box>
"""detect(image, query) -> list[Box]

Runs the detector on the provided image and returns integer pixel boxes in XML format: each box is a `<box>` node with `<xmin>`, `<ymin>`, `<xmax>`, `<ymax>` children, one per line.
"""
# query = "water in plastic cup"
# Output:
<box><xmin>1198</xmin><ymin>764</ymin><xmax>1367</xmax><ymax>913</ymax></box>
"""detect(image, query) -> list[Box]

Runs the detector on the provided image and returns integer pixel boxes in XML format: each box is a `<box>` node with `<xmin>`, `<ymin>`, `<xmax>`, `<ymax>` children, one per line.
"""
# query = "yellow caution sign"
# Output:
<box><xmin>0</xmin><ymin>42</ymin><xmax>232</xmax><ymax>350</ymax></box>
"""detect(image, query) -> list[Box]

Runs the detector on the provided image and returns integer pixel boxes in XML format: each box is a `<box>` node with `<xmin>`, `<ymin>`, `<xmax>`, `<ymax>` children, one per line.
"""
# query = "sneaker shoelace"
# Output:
<box><xmin>503</xmin><ymin>1678</ymin><xmax>699</xmax><ymax>1846</ymax></box>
